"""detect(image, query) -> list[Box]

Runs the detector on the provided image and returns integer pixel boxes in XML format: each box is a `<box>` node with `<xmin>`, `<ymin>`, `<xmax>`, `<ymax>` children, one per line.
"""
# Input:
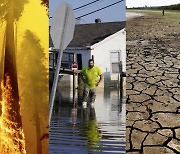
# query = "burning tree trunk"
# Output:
<box><xmin>0</xmin><ymin>1</ymin><xmax>25</xmax><ymax>153</ymax></box>
<box><xmin>3</xmin><ymin>0</ymin><xmax>22</xmax><ymax>129</ymax></box>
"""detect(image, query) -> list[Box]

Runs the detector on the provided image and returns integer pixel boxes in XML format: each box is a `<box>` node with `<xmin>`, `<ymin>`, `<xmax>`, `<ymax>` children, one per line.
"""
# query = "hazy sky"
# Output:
<box><xmin>49</xmin><ymin>0</ymin><xmax>126</xmax><ymax>24</ymax></box>
<box><xmin>126</xmin><ymin>0</ymin><xmax>179</xmax><ymax>8</ymax></box>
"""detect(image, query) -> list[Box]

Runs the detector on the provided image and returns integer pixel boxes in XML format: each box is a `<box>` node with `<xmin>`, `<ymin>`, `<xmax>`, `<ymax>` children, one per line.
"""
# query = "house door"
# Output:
<box><xmin>77</xmin><ymin>54</ymin><xmax>82</xmax><ymax>70</ymax></box>
<box><xmin>110</xmin><ymin>51</ymin><xmax>121</xmax><ymax>74</ymax></box>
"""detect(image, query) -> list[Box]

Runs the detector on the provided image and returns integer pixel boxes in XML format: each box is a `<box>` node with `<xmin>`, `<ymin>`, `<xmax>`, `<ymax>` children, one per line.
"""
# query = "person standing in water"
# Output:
<box><xmin>80</xmin><ymin>59</ymin><xmax>103</xmax><ymax>108</ymax></box>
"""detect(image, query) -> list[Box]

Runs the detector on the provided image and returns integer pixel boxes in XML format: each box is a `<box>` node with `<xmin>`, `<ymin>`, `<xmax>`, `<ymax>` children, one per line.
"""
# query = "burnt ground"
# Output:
<box><xmin>126</xmin><ymin>13</ymin><xmax>180</xmax><ymax>153</ymax></box>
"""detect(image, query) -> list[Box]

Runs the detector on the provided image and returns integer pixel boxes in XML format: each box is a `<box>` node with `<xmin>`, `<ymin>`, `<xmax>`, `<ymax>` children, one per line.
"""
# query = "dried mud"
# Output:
<box><xmin>126</xmin><ymin>14</ymin><xmax>180</xmax><ymax>153</ymax></box>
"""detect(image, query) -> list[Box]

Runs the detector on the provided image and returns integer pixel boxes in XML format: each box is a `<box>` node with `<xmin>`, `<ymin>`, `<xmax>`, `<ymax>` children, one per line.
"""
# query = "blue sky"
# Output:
<box><xmin>49</xmin><ymin>0</ymin><xmax>126</xmax><ymax>24</ymax></box>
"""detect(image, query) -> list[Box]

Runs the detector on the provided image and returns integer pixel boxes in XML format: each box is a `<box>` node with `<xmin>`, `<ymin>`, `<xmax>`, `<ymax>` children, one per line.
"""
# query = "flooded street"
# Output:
<box><xmin>50</xmin><ymin>84</ymin><xmax>126</xmax><ymax>153</ymax></box>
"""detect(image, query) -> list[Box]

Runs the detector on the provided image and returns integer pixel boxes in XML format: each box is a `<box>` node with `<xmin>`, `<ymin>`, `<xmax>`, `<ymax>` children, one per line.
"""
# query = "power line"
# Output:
<box><xmin>75</xmin><ymin>0</ymin><xmax>124</xmax><ymax>19</ymax></box>
<box><xmin>49</xmin><ymin>0</ymin><xmax>105</xmax><ymax>19</ymax></box>
<box><xmin>74</xmin><ymin>0</ymin><xmax>105</xmax><ymax>13</ymax></box>
<box><xmin>49</xmin><ymin>0</ymin><xmax>105</xmax><ymax>21</ymax></box>
<box><xmin>73</xmin><ymin>0</ymin><xmax>103</xmax><ymax>11</ymax></box>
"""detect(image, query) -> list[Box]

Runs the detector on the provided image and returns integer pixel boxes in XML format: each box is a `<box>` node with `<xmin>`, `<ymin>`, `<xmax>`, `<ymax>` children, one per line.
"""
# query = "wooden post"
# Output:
<box><xmin>73</xmin><ymin>53</ymin><xmax>77</xmax><ymax>105</ymax></box>
<box><xmin>119</xmin><ymin>61</ymin><xmax>123</xmax><ymax>99</ymax></box>
<box><xmin>73</xmin><ymin>71</ymin><xmax>76</xmax><ymax>105</ymax></box>
<box><xmin>73</xmin><ymin>53</ymin><xmax>76</xmax><ymax>63</ymax></box>
<box><xmin>52</xmin><ymin>51</ymin><xmax>55</xmax><ymax>79</ymax></box>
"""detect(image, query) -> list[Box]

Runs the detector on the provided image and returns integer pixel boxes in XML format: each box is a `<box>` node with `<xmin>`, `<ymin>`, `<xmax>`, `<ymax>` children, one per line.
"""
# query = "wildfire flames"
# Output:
<box><xmin>0</xmin><ymin>75</ymin><xmax>26</xmax><ymax>154</ymax></box>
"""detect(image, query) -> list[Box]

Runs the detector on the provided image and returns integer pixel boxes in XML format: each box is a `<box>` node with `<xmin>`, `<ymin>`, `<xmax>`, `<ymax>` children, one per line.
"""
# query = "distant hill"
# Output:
<box><xmin>127</xmin><ymin>3</ymin><xmax>180</xmax><ymax>10</ymax></box>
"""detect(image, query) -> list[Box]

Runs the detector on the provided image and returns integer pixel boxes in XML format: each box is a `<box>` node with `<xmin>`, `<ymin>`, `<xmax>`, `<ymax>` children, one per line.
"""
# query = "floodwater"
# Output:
<box><xmin>50</xmin><ymin>83</ymin><xmax>126</xmax><ymax>154</ymax></box>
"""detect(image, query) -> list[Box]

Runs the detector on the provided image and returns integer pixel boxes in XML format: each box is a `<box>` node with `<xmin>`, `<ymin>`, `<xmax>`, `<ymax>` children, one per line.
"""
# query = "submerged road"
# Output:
<box><xmin>49</xmin><ymin>85</ymin><xmax>126</xmax><ymax>154</ymax></box>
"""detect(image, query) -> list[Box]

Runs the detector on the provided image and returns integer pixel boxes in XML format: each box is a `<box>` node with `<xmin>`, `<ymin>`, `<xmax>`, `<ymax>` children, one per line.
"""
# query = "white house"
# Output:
<box><xmin>50</xmin><ymin>21</ymin><xmax>126</xmax><ymax>88</ymax></box>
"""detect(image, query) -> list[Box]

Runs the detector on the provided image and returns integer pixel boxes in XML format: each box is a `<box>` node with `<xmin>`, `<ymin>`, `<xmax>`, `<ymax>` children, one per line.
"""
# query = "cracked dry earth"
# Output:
<box><xmin>126</xmin><ymin>14</ymin><xmax>180</xmax><ymax>153</ymax></box>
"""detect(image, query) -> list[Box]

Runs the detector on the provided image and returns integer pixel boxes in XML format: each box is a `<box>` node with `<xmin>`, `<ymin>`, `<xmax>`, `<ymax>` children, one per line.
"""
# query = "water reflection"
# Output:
<box><xmin>50</xmin><ymin>81</ymin><xmax>126</xmax><ymax>153</ymax></box>
<box><xmin>81</xmin><ymin>108</ymin><xmax>102</xmax><ymax>153</ymax></box>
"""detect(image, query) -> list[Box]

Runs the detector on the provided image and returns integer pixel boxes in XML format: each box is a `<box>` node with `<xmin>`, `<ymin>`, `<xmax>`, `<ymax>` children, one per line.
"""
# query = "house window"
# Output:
<box><xmin>62</xmin><ymin>52</ymin><xmax>74</xmax><ymax>69</ymax></box>
<box><xmin>49</xmin><ymin>50</ymin><xmax>58</xmax><ymax>68</ymax></box>
<box><xmin>77</xmin><ymin>54</ymin><xmax>82</xmax><ymax>70</ymax></box>
<box><xmin>110</xmin><ymin>51</ymin><xmax>120</xmax><ymax>74</ymax></box>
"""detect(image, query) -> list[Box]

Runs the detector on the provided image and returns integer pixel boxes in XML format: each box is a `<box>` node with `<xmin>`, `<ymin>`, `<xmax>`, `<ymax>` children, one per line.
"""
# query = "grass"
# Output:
<box><xmin>127</xmin><ymin>9</ymin><xmax>180</xmax><ymax>21</ymax></box>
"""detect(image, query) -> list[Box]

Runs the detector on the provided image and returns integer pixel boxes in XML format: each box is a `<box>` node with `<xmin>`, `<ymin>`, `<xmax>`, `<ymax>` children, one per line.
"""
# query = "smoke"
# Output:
<box><xmin>17</xmin><ymin>30</ymin><xmax>48</xmax><ymax>154</ymax></box>
<box><xmin>0</xmin><ymin>0</ymin><xmax>29</xmax><ymax>22</ymax></box>
<box><xmin>0</xmin><ymin>0</ymin><xmax>49</xmax><ymax>153</ymax></box>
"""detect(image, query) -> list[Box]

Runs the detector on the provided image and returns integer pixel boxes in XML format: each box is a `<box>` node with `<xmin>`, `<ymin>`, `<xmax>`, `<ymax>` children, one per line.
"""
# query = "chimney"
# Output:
<box><xmin>95</xmin><ymin>18</ymin><xmax>101</xmax><ymax>23</ymax></box>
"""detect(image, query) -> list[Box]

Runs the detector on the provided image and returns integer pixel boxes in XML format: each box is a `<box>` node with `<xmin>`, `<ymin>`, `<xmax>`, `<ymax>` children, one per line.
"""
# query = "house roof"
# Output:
<box><xmin>69</xmin><ymin>21</ymin><xmax>126</xmax><ymax>47</ymax></box>
<box><xmin>50</xmin><ymin>21</ymin><xmax>126</xmax><ymax>48</ymax></box>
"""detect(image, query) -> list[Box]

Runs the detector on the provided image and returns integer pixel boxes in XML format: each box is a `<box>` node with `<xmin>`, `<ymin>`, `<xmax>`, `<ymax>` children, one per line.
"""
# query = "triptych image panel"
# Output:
<box><xmin>0</xmin><ymin>0</ymin><xmax>179</xmax><ymax>153</ymax></box>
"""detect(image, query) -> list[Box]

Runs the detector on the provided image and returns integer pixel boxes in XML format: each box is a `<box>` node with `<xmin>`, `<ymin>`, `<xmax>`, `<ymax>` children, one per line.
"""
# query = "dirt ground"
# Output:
<box><xmin>126</xmin><ymin>11</ymin><xmax>180</xmax><ymax>153</ymax></box>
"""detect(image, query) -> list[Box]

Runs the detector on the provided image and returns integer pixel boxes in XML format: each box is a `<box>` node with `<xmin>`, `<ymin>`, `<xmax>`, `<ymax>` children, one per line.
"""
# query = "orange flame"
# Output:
<box><xmin>0</xmin><ymin>75</ymin><xmax>26</xmax><ymax>154</ymax></box>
